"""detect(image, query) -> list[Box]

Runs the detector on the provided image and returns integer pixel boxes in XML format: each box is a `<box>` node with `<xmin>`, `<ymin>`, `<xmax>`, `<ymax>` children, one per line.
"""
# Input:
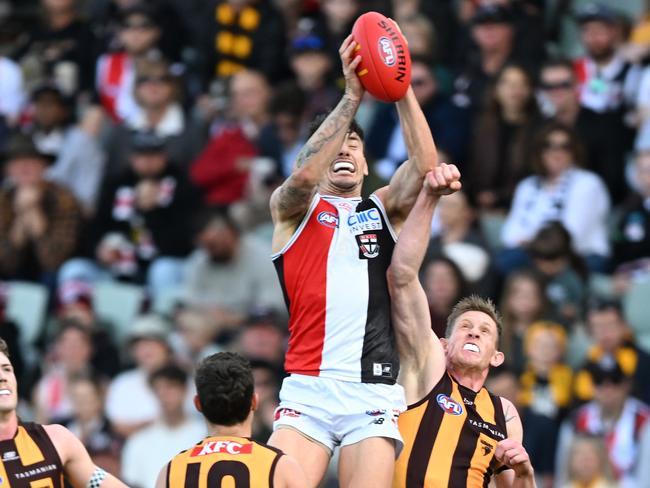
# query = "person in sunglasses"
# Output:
<box><xmin>499</xmin><ymin>122</ymin><xmax>611</xmax><ymax>274</ymax></box>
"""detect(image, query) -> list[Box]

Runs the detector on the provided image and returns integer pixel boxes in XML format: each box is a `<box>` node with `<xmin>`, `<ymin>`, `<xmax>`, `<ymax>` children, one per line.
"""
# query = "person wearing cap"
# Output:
<box><xmin>555</xmin><ymin>360</ymin><xmax>650</xmax><ymax>487</ymax></box>
<box><xmin>104</xmin><ymin>313</ymin><xmax>174</xmax><ymax>437</ymax></box>
<box><xmin>573</xmin><ymin>2</ymin><xmax>640</xmax><ymax>204</ymax></box>
<box><xmin>58</xmin><ymin>130</ymin><xmax>198</xmax><ymax>297</ymax></box>
<box><xmin>0</xmin><ymin>132</ymin><xmax>83</xmax><ymax>284</ymax></box>
<box><xmin>25</xmin><ymin>82</ymin><xmax>106</xmax><ymax>214</ymax></box>
<box><xmin>95</xmin><ymin>4</ymin><xmax>163</xmax><ymax>123</ymax></box>
<box><xmin>104</xmin><ymin>57</ymin><xmax>207</xmax><ymax>179</ymax></box>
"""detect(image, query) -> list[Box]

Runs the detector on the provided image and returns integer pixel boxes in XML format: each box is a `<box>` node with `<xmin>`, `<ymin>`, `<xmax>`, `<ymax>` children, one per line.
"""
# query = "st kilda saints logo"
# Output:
<box><xmin>357</xmin><ymin>233</ymin><xmax>379</xmax><ymax>259</ymax></box>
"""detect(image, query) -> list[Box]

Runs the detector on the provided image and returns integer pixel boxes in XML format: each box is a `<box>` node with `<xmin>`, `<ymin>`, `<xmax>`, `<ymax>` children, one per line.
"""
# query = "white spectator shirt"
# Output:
<box><xmin>0</xmin><ymin>57</ymin><xmax>26</xmax><ymax>119</ymax></box>
<box><xmin>501</xmin><ymin>168</ymin><xmax>611</xmax><ymax>256</ymax></box>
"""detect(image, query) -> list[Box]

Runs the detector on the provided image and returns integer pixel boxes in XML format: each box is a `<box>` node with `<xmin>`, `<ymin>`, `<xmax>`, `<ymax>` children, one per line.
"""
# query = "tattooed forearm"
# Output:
<box><xmin>294</xmin><ymin>95</ymin><xmax>359</xmax><ymax>169</ymax></box>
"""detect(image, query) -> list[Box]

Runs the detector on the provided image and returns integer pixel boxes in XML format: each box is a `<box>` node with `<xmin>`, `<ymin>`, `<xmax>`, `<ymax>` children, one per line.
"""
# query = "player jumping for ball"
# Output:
<box><xmin>268</xmin><ymin>32</ymin><xmax>439</xmax><ymax>487</ymax></box>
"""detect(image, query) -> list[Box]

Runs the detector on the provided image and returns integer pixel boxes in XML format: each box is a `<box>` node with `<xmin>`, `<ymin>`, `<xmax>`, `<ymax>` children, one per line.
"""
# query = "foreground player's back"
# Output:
<box><xmin>164</xmin><ymin>435</ymin><xmax>290</xmax><ymax>487</ymax></box>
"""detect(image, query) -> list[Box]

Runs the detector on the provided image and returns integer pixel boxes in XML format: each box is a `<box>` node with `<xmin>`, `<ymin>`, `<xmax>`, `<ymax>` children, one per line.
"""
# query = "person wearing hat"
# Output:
<box><xmin>58</xmin><ymin>130</ymin><xmax>198</xmax><ymax>297</ymax></box>
<box><xmin>573</xmin><ymin>2</ymin><xmax>640</xmax><ymax>204</ymax></box>
<box><xmin>0</xmin><ymin>132</ymin><xmax>83</xmax><ymax>284</ymax></box>
<box><xmin>104</xmin><ymin>313</ymin><xmax>174</xmax><ymax>438</ymax></box>
<box><xmin>26</xmin><ymin>82</ymin><xmax>106</xmax><ymax>214</ymax></box>
<box><xmin>555</xmin><ymin>359</ymin><xmax>650</xmax><ymax>487</ymax></box>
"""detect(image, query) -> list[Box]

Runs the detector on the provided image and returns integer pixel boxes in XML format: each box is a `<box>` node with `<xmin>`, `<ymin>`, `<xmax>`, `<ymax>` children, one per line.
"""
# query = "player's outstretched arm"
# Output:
<box><xmin>494</xmin><ymin>399</ymin><xmax>536</xmax><ymax>488</ymax></box>
<box><xmin>270</xmin><ymin>35</ymin><xmax>364</xmax><ymax>225</ymax></box>
<box><xmin>387</xmin><ymin>165</ymin><xmax>461</xmax><ymax>404</ymax></box>
<box><xmin>274</xmin><ymin>453</ymin><xmax>308</xmax><ymax>488</ymax></box>
<box><xmin>378</xmin><ymin>84</ymin><xmax>438</xmax><ymax>230</ymax></box>
<box><xmin>44</xmin><ymin>424</ymin><xmax>128</xmax><ymax>488</ymax></box>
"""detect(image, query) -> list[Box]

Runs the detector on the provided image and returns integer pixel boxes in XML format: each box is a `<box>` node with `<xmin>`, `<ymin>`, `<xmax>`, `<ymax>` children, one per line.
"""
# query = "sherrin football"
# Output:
<box><xmin>351</xmin><ymin>12</ymin><xmax>411</xmax><ymax>103</ymax></box>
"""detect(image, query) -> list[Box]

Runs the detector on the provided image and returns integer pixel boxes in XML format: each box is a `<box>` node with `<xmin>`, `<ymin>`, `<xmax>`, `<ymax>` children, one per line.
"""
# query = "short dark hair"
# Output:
<box><xmin>308</xmin><ymin>112</ymin><xmax>364</xmax><ymax>141</ymax></box>
<box><xmin>530</xmin><ymin>122</ymin><xmax>585</xmax><ymax>176</ymax></box>
<box><xmin>445</xmin><ymin>295</ymin><xmax>503</xmax><ymax>346</ymax></box>
<box><xmin>195</xmin><ymin>352</ymin><xmax>254</xmax><ymax>426</ymax></box>
<box><xmin>149</xmin><ymin>364</ymin><xmax>188</xmax><ymax>388</ymax></box>
<box><xmin>528</xmin><ymin>221</ymin><xmax>572</xmax><ymax>260</ymax></box>
<box><xmin>0</xmin><ymin>338</ymin><xmax>9</xmax><ymax>358</ymax></box>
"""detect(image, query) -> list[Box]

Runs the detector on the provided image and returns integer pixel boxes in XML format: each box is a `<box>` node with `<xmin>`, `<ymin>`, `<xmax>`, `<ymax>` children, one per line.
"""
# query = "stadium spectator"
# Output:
<box><xmin>200</xmin><ymin>0</ymin><xmax>287</xmax><ymax>83</ymax></box>
<box><xmin>234</xmin><ymin>310</ymin><xmax>287</xmax><ymax>370</ymax></box>
<box><xmin>500</xmin><ymin>270</ymin><xmax>551</xmax><ymax>373</ymax></box>
<box><xmin>468</xmin><ymin>63</ymin><xmax>540</xmax><ymax>211</ymax></box>
<box><xmin>555</xmin><ymin>361</ymin><xmax>650</xmax><ymax>488</ymax></box>
<box><xmin>0</xmin><ymin>132</ymin><xmax>83</xmax><ymax>285</ymax></box>
<box><xmin>169</xmin><ymin>307</ymin><xmax>222</xmax><ymax>370</ymax></box>
<box><xmin>288</xmin><ymin>32</ymin><xmax>339</xmax><ymax>127</ymax></box>
<box><xmin>611</xmin><ymin>149</ymin><xmax>650</xmax><ymax>282</ymax></box>
<box><xmin>421</xmin><ymin>255</ymin><xmax>469</xmax><ymax>338</ymax></box>
<box><xmin>121</xmin><ymin>364</ymin><xmax>205</xmax><ymax>488</ymax></box>
<box><xmin>249</xmin><ymin>358</ymin><xmax>281</xmax><ymax>442</ymax></box>
<box><xmin>366</xmin><ymin>56</ymin><xmax>469</xmax><ymax>180</ymax></box>
<box><xmin>33</xmin><ymin>321</ymin><xmax>94</xmax><ymax>423</ymax></box>
<box><xmin>104</xmin><ymin>57</ymin><xmax>207</xmax><ymax>177</ymax></box>
<box><xmin>574</xmin><ymin>299</ymin><xmax>650</xmax><ymax>405</ymax></box>
<box><xmin>59</xmin><ymin>131</ymin><xmax>197</xmax><ymax>295</ymax></box>
<box><xmin>267</xmin><ymin>81</ymin><xmax>307</xmax><ymax>178</ymax></box>
<box><xmin>0</xmin><ymin>55</ymin><xmax>26</xmax><ymax>136</ymax></box>
<box><xmin>182</xmin><ymin>210</ymin><xmax>285</xmax><ymax>327</ymax></box>
<box><xmin>500</xmin><ymin>123</ymin><xmax>611</xmax><ymax>273</ymax></box>
<box><xmin>95</xmin><ymin>4</ymin><xmax>163</xmax><ymax>123</ymax></box>
<box><xmin>105</xmin><ymin>314</ymin><xmax>174</xmax><ymax>437</ymax></box>
<box><xmin>191</xmin><ymin>69</ymin><xmax>276</xmax><ymax>206</ymax></box>
<box><xmin>0</xmin><ymin>282</ymin><xmax>25</xmax><ymax>386</ymax></box>
<box><xmin>26</xmin><ymin>82</ymin><xmax>106</xmax><ymax>214</ymax></box>
<box><xmin>561</xmin><ymin>435</ymin><xmax>617</xmax><ymax>488</ymax></box>
<box><xmin>573</xmin><ymin>3</ymin><xmax>640</xmax><ymax>203</ymax></box>
<box><xmin>526</xmin><ymin>222</ymin><xmax>588</xmax><ymax>326</ymax></box>
<box><xmin>62</xmin><ymin>373</ymin><xmax>123</xmax><ymax>475</ymax></box>
<box><xmin>12</xmin><ymin>0</ymin><xmax>98</xmax><ymax>96</ymax></box>
<box><xmin>312</xmin><ymin>0</ymin><xmax>360</xmax><ymax>64</ymax></box>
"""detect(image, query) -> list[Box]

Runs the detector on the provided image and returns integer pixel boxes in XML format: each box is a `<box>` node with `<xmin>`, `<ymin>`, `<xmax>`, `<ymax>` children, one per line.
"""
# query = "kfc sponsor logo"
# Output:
<box><xmin>191</xmin><ymin>440</ymin><xmax>253</xmax><ymax>457</ymax></box>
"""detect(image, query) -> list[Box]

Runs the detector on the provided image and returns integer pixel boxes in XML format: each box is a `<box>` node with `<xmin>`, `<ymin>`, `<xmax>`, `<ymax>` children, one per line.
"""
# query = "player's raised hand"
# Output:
<box><xmin>339</xmin><ymin>35</ymin><xmax>364</xmax><ymax>102</ymax></box>
<box><xmin>423</xmin><ymin>163</ymin><xmax>462</xmax><ymax>196</ymax></box>
<box><xmin>495</xmin><ymin>438</ymin><xmax>534</xmax><ymax>478</ymax></box>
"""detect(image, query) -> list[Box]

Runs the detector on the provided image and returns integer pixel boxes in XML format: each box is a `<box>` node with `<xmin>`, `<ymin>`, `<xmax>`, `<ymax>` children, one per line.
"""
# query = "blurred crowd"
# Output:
<box><xmin>1</xmin><ymin>0</ymin><xmax>650</xmax><ymax>487</ymax></box>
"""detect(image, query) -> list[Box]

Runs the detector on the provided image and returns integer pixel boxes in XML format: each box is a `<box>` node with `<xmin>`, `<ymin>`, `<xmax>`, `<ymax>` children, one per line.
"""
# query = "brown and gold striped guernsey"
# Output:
<box><xmin>0</xmin><ymin>421</ymin><xmax>64</xmax><ymax>487</ymax></box>
<box><xmin>167</xmin><ymin>435</ymin><xmax>283</xmax><ymax>488</ymax></box>
<box><xmin>392</xmin><ymin>373</ymin><xmax>508</xmax><ymax>488</ymax></box>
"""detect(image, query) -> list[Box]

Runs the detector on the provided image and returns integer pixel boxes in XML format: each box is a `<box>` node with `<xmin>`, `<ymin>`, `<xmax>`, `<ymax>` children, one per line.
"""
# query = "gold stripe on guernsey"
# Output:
<box><xmin>15</xmin><ymin>426</ymin><xmax>46</xmax><ymax>465</ymax></box>
<box><xmin>423</xmin><ymin>381</ymin><xmax>466</xmax><ymax>486</ymax></box>
<box><xmin>393</xmin><ymin>402</ymin><xmax>428</xmax><ymax>487</ymax></box>
<box><xmin>467</xmin><ymin>390</ymin><xmax>497</xmax><ymax>487</ymax></box>
<box><xmin>29</xmin><ymin>479</ymin><xmax>55</xmax><ymax>487</ymax></box>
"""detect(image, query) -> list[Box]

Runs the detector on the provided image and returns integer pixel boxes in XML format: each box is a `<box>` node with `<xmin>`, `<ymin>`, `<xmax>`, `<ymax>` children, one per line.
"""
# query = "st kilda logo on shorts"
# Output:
<box><xmin>357</xmin><ymin>233</ymin><xmax>379</xmax><ymax>259</ymax></box>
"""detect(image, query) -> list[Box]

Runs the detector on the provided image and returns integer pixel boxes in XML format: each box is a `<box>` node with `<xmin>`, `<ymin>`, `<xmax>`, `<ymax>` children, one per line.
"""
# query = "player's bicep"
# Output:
<box><xmin>382</xmin><ymin>159</ymin><xmax>424</xmax><ymax>224</ymax></box>
<box><xmin>501</xmin><ymin>398</ymin><xmax>524</xmax><ymax>443</ymax></box>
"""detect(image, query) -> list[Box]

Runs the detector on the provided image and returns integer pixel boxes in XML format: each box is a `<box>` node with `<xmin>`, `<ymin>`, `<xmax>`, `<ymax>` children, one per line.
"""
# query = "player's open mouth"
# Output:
<box><xmin>0</xmin><ymin>389</ymin><xmax>11</xmax><ymax>396</ymax></box>
<box><xmin>463</xmin><ymin>343</ymin><xmax>480</xmax><ymax>353</ymax></box>
<box><xmin>333</xmin><ymin>161</ymin><xmax>355</xmax><ymax>173</ymax></box>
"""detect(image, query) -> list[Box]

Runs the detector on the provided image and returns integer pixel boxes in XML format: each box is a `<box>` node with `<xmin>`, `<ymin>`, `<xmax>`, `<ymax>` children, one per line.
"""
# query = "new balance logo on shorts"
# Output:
<box><xmin>373</xmin><ymin>363</ymin><xmax>392</xmax><ymax>377</ymax></box>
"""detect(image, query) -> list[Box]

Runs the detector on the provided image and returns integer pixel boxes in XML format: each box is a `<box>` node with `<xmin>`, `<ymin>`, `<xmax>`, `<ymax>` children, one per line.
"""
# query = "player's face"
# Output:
<box><xmin>0</xmin><ymin>353</ymin><xmax>18</xmax><ymax>414</ymax></box>
<box><xmin>325</xmin><ymin>131</ymin><xmax>367</xmax><ymax>192</ymax></box>
<box><xmin>443</xmin><ymin>311</ymin><xmax>503</xmax><ymax>372</ymax></box>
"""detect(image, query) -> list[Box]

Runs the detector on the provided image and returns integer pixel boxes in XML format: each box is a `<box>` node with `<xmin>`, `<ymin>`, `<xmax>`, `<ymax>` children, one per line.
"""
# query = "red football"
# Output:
<box><xmin>351</xmin><ymin>12</ymin><xmax>411</xmax><ymax>103</ymax></box>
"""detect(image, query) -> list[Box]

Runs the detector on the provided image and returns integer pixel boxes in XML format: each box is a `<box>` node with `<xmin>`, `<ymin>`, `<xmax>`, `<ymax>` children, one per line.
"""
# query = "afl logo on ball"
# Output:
<box><xmin>436</xmin><ymin>394</ymin><xmax>463</xmax><ymax>415</ymax></box>
<box><xmin>377</xmin><ymin>37</ymin><xmax>396</xmax><ymax>66</ymax></box>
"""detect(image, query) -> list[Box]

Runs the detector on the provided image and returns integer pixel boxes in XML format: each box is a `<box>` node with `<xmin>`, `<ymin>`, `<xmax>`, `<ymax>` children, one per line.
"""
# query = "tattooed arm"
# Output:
<box><xmin>270</xmin><ymin>35</ymin><xmax>363</xmax><ymax>231</ymax></box>
<box><xmin>494</xmin><ymin>398</ymin><xmax>536</xmax><ymax>488</ymax></box>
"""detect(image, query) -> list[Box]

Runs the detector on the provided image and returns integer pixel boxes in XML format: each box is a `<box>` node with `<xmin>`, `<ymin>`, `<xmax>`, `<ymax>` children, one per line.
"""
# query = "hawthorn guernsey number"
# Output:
<box><xmin>184</xmin><ymin>461</ymin><xmax>251</xmax><ymax>487</ymax></box>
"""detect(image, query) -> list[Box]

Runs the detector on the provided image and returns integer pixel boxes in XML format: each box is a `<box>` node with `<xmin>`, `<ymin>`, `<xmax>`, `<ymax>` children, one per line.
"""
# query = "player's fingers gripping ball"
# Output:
<box><xmin>351</xmin><ymin>11</ymin><xmax>411</xmax><ymax>102</ymax></box>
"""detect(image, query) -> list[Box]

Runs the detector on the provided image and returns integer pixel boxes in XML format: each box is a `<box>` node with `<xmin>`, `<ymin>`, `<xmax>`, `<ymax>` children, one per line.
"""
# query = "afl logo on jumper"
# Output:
<box><xmin>317</xmin><ymin>211</ymin><xmax>339</xmax><ymax>228</ymax></box>
<box><xmin>437</xmin><ymin>394</ymin><xmax>463</xmax><ymax>415</ymax></box>
<box><xmin>378</xmin><ymin>37</ymin><xmax>396</xmax><ymax>66</ymax></box>
<box><xmin>358</xmin><ymin>233</ymin><xmax>379</xmax><ymax>258</ymax></box>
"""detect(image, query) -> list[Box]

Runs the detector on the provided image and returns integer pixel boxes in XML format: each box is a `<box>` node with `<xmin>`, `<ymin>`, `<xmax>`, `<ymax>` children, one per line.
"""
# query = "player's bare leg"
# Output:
<box><xmin>338</xmin><ymin>437</ymin><xmax>395</xmax><ymax>488</ymax></box>
<box><xmin>268</xmin><ymin>427</ymin><xmax>331</xmax><ymax>488</ymax></box>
